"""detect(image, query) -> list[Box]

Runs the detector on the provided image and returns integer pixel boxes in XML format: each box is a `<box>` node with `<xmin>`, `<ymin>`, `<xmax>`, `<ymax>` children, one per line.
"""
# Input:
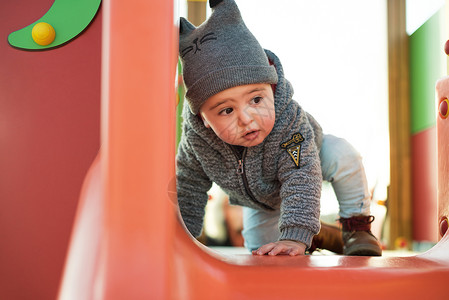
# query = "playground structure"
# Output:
<box><xmin>1</xmin><ymin>0</ymin><xmax>449</xmax><ymax>299</ymax></box>
<box><xmin>57</xmin><ymin>0</ymin><xmax>449</xmax><ymax>299</ymax></box>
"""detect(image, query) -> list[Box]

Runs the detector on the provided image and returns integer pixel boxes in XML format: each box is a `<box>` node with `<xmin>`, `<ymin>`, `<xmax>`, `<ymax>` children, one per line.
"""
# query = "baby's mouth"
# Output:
<box><xmin>243</xmin><ymin>130</ymin><xmax>260</xmax><ymax>140</ymax></box>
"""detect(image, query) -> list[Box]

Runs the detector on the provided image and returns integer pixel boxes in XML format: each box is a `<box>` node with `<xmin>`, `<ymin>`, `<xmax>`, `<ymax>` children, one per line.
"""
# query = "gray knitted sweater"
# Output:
<box><xmin>176</xmin><ymin>50</ymin><xmax>322</xmax><ymax>248</ymax></box>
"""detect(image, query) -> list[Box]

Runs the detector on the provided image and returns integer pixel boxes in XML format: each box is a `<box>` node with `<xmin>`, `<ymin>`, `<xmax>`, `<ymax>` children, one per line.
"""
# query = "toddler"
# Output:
<box><xmin>176</xmin><ymin>0</ymin><xmax>381</xmax><ymax>256</ymax></box>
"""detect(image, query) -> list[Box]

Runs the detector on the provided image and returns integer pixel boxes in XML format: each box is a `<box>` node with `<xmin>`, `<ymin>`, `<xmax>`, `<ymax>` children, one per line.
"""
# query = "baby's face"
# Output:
<box><xmin>200</xmin><ymin>83</ymin><xmax>275</xmax><ymax>147</ymax></box>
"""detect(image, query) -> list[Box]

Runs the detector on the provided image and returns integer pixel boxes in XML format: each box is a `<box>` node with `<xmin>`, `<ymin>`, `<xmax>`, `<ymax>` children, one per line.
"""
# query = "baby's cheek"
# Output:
<box><xmin>222</xmin><ymin>130</ymin><xmax>239</xmax><ymax>144</ymax></box>
<box><xmin>263</xmin><ymin>115</ymin><xmax>275</xmax><ymax>134</ymax></box>
<box><xmin>212</xmin><ymin>126</ymin><xmax>232</xmax><ymax>143</ymax></box>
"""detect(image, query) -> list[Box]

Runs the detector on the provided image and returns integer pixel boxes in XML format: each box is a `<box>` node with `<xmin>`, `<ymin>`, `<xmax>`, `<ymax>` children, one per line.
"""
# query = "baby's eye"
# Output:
<box><xmin>220</xmin><ymin>107</ymin><xmax>233</xmax><ymax>115</ymax></box>
<box><xmin>251</xmin><ymin>96</ymin><xmax>263</xmax><ymax>104</ymax></box>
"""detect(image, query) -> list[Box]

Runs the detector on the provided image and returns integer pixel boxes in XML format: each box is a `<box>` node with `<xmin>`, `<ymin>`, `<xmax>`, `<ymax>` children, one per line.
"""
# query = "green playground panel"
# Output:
<box><xmin>8</xmin><ymin>0</ymin><xmax>101</xmax><ymax>50</ymax></box>
<box><xmin>409</xmin><ymin>8</ymin><xmax>446</xmax><ymax>134</ymax></box>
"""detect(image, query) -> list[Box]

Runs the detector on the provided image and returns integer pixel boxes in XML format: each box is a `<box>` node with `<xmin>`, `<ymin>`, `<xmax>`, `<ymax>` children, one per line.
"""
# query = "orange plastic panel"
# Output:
<box><xmin>59</xmin><ymin>0</ymin><xmax>178</xmax><ymax>298</ymax></box>
<box><xmin>98</xmin><ymin>0</ymin><xmax>177</xmax><ymax>298</ymax></box>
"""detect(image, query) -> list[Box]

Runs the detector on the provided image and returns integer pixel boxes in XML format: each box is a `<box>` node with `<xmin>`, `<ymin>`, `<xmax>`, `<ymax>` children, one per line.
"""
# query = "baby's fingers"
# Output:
<box><xmin>287</xmin><ymin>248</ymin><xmax>301</xmax><ymax>256</ymax></box>
<box><xmin>267</xmin><ymin>244</ymin><xmax>288</xmax><ymax>256</ymax></box>
<box><xmin>252</xmin><ymin>243</ymin><xmax>276</xmax><ymax>255</ymax></box>
<box><xmin>254</xmin><ymin>244</ymin><xmax>274</xmax><ymax>255</ymax></box>
<box><xmin>252</xmin><ymin>241</ymin><xmax>306</xmax><ymax>256</ymax></box>
<box><xmin>252</xmin><ymin>243</ymin><xmax>290</xmax><ymax>256</ymax></box>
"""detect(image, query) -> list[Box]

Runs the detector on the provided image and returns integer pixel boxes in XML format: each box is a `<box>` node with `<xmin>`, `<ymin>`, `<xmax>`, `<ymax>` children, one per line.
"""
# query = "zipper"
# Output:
<box><xmin>237</xmin><ymin>158</ymin><xmax>244</xmax><ymax>174</ymax></box>
<box><xmin>229</xmin><ymin>146</ymin><xmax>274</xmax><ymax>211</ymax></box>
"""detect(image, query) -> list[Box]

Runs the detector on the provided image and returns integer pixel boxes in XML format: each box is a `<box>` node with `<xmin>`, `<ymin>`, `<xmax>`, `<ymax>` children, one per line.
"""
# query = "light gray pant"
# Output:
<box><xmin>242</xmin><ymin>134</ymin><xmax>371</xmax><ymax>251</ymax></box>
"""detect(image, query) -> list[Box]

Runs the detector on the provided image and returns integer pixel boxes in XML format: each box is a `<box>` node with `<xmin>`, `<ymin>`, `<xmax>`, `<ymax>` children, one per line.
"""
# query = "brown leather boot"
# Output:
<box><xmin>339</xmin><ymin>215</ymin><xmax>382</xmax><ymax>256</ymax></box>
<box><xmin>309</xmin><ymin>222</ymin><xmax>344</xmax><ymax>254</ymax></box>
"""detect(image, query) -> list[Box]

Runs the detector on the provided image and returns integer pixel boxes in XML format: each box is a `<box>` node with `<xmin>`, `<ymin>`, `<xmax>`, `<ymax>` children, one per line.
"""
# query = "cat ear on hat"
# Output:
<box><xmin>180</xmin><ymin>17</ymin><xmax>196</xmax><ymax>35</ymax></box>
<box><xmin>209</xmin><ymin>0</ymin><xmax>224</xmax><ymax>8</ymax></box>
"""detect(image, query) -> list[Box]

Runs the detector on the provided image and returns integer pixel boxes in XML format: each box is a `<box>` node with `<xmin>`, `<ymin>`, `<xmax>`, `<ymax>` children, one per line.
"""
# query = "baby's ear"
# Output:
<box><xmin>199</xmin><ymin>113</ymin><xmax>211</xmax><ymax>128</ymax></box>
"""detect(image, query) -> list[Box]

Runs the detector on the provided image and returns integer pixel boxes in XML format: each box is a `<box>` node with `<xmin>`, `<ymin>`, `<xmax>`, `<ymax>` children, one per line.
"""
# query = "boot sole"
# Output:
<box><xmin>344</xmin><ymin>244</ymin><xmax>382</xmax><ymax>256</ymax></box>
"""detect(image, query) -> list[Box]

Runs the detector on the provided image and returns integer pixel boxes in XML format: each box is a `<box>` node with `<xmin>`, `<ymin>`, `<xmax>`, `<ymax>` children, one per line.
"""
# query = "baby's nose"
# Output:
<box><xmin>238</xmin><ymin>110</ymin><xmax>253</xmax><ymax>126</ymax></box>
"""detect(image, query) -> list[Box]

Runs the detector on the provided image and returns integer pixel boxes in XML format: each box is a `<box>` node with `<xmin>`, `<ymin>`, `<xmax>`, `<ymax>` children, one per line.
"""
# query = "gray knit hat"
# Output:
<box><xmin>179</xmin><ymin>0</ymin><xmax>278</xmax><ymax>114</ymax></box>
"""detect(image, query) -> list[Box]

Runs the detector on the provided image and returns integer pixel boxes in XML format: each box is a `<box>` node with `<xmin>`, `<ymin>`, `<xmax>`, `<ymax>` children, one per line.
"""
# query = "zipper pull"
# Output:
<box><xmin>236</xmin><ymin>159</ymin><xmax>244</xmax><ymax>174</ymax></box>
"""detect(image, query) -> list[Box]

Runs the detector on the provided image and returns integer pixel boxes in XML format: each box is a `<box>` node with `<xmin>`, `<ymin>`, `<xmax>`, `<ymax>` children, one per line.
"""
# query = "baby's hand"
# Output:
<box><xmin>252</xmin><ymin>240</ymin><xmax>306</xmax><ymax>256</ymax></box>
